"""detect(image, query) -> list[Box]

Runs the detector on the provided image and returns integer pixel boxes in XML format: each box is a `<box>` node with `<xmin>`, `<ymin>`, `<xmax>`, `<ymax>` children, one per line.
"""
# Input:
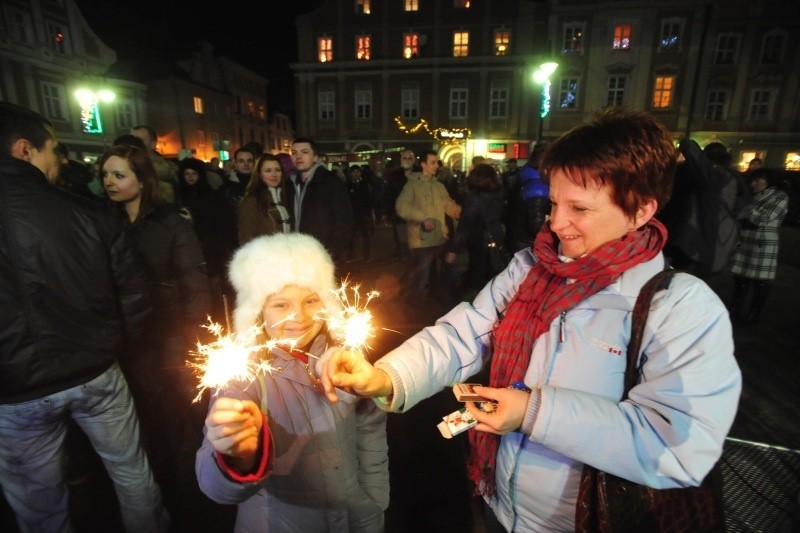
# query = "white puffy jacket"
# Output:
<box><xmin>374</xmin><ymin>249</ymin><xmax>741</xmax><ymax>532</ymax></box>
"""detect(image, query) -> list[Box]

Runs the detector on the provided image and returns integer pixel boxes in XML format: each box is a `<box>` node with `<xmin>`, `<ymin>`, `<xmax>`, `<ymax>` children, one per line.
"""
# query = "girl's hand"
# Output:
<box><xmin>206</xmin><ymin>397</ymin><xmax>263</xmax><ymax>470</ymax></box>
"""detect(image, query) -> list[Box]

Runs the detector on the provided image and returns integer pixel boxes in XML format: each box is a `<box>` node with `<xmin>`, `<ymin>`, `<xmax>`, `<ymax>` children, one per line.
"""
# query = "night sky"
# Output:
<box><xmin>74</xmin><ymin>0</ymin><xmax>322</xmax><ymax>118</ymax></box>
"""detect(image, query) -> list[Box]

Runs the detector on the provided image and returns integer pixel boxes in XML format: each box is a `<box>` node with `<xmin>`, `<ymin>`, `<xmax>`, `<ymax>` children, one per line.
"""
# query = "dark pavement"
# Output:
<box><xmin>2</xmin><ymin>223</ymin><xmax>798</xmax><ymax>532</ymax></box>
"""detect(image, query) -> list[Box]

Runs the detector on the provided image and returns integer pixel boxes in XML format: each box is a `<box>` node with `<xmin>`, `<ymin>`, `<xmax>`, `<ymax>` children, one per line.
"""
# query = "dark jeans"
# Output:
<box><xmin>402</xmin><ymin>245</ymin><xmax>440</xmax><ymax>304</ymax></box>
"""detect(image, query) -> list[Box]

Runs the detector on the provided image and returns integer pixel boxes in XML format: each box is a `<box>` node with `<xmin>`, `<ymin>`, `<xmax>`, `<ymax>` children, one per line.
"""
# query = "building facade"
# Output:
<box><xmin>0</xmin><ymin>0</ymin><xmax>282</xmax><ymax>164</ymax></box>
<box><xmin>291</xmin><ymin>0</ymin><xmax>800</xmax><ymax>171</ymax></box>
<box><xmin>0</xmin><ymin>0</ymin><xmax>145</xmax><ymax>160</ymax></box>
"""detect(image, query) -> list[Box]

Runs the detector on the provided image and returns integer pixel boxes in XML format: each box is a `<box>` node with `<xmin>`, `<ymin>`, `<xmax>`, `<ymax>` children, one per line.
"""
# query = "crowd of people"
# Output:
<box><xmin>1</xmin><ymin>100</ymin><xmax>793</xmax><ymax>532</ymax></box>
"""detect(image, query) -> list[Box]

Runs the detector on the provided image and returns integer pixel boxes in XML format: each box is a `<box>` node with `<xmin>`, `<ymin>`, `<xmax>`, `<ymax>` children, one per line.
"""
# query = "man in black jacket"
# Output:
<box><xmin>0</xmin><ymin>103</ymin><xmax>169</xmax><ymax>531</ymax></box>
<box><xmin>287</xmin><ymin>137</ymin><xmax>353</xmax><ymax>275</ymax></box>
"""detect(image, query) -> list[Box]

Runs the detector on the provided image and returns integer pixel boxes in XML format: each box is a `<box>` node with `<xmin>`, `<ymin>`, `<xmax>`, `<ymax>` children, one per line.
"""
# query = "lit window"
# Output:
<box><xmin>403</xmin><ymin>33</ymin><xmax>419</xmax><ymax>58</ymax></box>
<box><xmin>402</xmin><ymin>86</ymin><xmax>420</xmax><ymax>119</ymax></box>
<box><xmin>453</xmin><ymin>31</ymin><xmax>469</xmax><ymax>57</ymax></box>
<box><xmin>194</xmin><ymin>96</ymin><xmax>204</xmax><ymax>114</ymax></box>
<box><xmin>404</xmin><ymin>0</ymin><xmax>418</xmax><ymax>12</ymax></box>
<box><xmin>450</xmin><ymin>82</ymin><xmax>468</xmax><ymax>118</ymax></box>
<box><xmin>489</xmin><ymin>83</ymin><xmax>508</xmax><ymax>118</ymax></box>
<box><xmin>738</xmin><ymin>151</ymin><xmax>762</xmax><ymax>172</ymax></box>
<box><xmin>563</xmin><ymin>24</ymin><xmax>584</xmax><ymax>53</ymax></box>
<box><xmin>357</xmin><ymin>35</ymin><xmax>371</xmax><ymax>60</ymax></box>
<box><xmin>659</xmin><ymin>19</ymin><xmax>682</xmax><ymax>50</ymax></box>
<box><xmin>318</xmin><ymin>90</ymin><xmax>335</xmax><ymax>121</ymax></box>
<box><xmin>760</xmin><ymin>32</ymin><xmax>785</xmax><ymax>64</ymax></box>
<box><xmin>652</xmin><ymin>76</ymin><xmax>674</xmax><ymax>109</ymax></box>
<box><xmin>704</xmin><ymin>90</ymin><xmax>727</xmax><ymax>121</ymax></box>
<box><xmin>612</xmin><ymin>24</ymin><xmax>632</xmax><ymax>50</ymax></box>
<box><xmin>784</xmin><ymin>152</ymin><xmax>800</xmax><ymax>170</ymax></box>
<box><xmin>715</xmin><ymin>34</ymin><xmax>740</xmax><ymax>65</ymax></box>
<box><xmin>356</xmin><ymin>0</ymin><xmax>371</xmax><ymax>14</ymax></box>
<box><xmin>246</xmin><ymin>101</ymin><xmax>255</xmax><ymax>117</ymax></box>
<box><xmin>494</xmin><ymin>30</ymin><xmax>510</xmax><ymax>56</ymax></box>
<box><xmin>454</xmin><ymin>0</ymin><xmax>470</xmax><ymax>8</ymax></box>
<box><xmin>607</xmin><ymin>76</ymin><xmax>626</xmax><ymax>106</ymax></box>
<box><xmin>318</xmin><ymin>37</ymin><xmax>333</xmax><ymax>63</ymax></box>
<box><xmin>748</xmin><ymin>90</ymin><xmax>772</xmax><ymax>120</ymax></box>
<box><xmin>355</xmin><ymin>89</ymin><xmax>372</xmax><ymax>120</ymax></box>
<box><xmin>559</xmin><ymin>78</ymin><xmax>579</xmax><ymax>109</ymax></box>
<box><xmin>258</xmin><ymin>104</ymin><xmax>266</xmax><ymax>120</ymax></box>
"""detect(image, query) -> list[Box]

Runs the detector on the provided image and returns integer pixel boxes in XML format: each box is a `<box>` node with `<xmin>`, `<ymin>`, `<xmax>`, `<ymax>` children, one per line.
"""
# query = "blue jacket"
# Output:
<box><xmin>374</xmin><ymin>249</ymin><xmax>741</xmax><ymax>531</ymax></box>
<box><xmin>196</xmin><ymin>334</ymin><xmax>390</xmax><ymax>532</ymax></box>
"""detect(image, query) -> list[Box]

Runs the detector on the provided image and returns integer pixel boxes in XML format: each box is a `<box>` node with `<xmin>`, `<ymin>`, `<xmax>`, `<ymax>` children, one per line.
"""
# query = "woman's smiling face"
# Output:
<box><xmin>547</xmin><ymin>170</ymin><xmax>641</xmax><ymax>259</ymax></box>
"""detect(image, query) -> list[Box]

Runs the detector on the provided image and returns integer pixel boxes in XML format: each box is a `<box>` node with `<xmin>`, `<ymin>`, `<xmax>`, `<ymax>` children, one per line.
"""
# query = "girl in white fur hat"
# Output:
<box><xmin>195</xmin><ymin>233</ymin><xmax>389</xmax><ymax>532</ymax></box>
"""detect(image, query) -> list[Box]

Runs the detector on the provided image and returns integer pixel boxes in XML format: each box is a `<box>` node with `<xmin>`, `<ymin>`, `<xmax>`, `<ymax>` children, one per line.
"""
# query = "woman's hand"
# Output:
<box><xmin>206</xmin><ymin>397</ymin><xmax>263</xmax><ymax>471</ymax></box>
<box><xmin>319</xmin><ymin>348</ymin><xmax>393</xmax><ymax>403</ymax></box>
<box><xmin>464</xmin><ymin>386</ymin><xmax>530</xmax><ymax>435</ymax></box>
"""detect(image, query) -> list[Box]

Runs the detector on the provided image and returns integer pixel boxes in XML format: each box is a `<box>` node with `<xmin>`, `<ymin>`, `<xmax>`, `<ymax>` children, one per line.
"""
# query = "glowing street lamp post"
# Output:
<box><xmin>533</xmin><ymin>61</ymin><xmax>558</xmax><ymax>142</ymax></box>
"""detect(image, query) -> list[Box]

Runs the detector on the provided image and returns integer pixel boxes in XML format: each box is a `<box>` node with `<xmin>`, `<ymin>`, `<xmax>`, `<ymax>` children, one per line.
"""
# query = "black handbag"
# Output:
<box><xmin>574</xmin><ymin>269</ymin><xmax>726</xmax><ymax>533</ymax></box>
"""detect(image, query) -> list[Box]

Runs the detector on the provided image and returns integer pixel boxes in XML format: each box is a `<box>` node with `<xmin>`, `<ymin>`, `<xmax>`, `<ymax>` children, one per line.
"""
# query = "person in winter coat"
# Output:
<box><xmin>444</xmin><ymin>163</ymin><xmax>507</xmax><ymax>298</ymax></box>
<box><xmin>177</xmin><ymin>156</ymin><xmax>238</xmax><ymax>321</ymax></box>
<box><xmin>101</xmin><ymin>144</ymin><xmax>212</xmax><ymax>514</ymax></box>
<box><xmin>287</xmin><ymin>137</ymin><xmax>353</xmax><ymax>275</ymax></box>
<box><xmin>195</xmin><ymin>233</ymin><xmax>389</xmax><ymax>532</ymax></box>
<box><xmin>728</xmin><ymin>167</ymin><xmax>789</xmax><ymax>324</ymax></box>
<box><xmin>662</xmin><ymin>138</ymin><xmax>744</xmax><ymax>279</ymax></box>
<box><xmin>0</xmin><ymin>102</ymin><xmax>169</xmax><ymax>532</ymax></box>
<box><xmin>505</xmin><ymin>142</ymin><xmax>551</xmax><ymax>253</ymax></box>
<box><xmin>320</xmin><ymin>108</ymin><xmax>741</xmax><ymax>532</ymax></box>
<box><xmin>238</xmin><ymin>153</ymin><xmax>293</xmax><ymax>244</ymax></box>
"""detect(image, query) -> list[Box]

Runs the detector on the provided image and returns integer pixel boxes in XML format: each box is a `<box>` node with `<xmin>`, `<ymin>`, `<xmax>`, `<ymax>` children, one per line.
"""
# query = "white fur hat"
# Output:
<box><xmin>228</xmin><ymin>233</ymin><xmax>340</xmax><ymax>333</ymax></box>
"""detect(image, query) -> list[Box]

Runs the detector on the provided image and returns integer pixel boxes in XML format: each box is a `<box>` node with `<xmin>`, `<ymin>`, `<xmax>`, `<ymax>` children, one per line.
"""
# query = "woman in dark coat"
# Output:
<box><xmin>100</xmin><ymin>145</ymin><xmax>212</xmax><ymax>507</ymax></box>
<box><xmin>177</xmin><ymin>157</ymin><xmax>238</xmax><ymax>318</ymax></box>
<box><xmin>444</xmin><ymin>163</ymin><xmax>507</xmax><ymax>298</ymax></box>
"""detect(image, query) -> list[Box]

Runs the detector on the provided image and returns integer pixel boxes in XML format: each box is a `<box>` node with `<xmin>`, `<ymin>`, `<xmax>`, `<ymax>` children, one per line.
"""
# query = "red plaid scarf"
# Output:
<box><xmin>466</xmin><ymin>219</ymin><xmax>667</xmax><ymax>497</ymax></box>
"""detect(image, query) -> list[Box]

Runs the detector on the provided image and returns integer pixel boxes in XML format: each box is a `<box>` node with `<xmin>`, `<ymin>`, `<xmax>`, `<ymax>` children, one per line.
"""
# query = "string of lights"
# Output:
<box><xmin>393</xmin><ymin>116</ymin><xmax>472</xmax><ymax>145</ymax></box>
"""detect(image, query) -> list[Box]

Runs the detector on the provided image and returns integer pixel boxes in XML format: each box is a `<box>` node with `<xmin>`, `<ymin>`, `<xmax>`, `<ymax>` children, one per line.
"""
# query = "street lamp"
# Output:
<box><xmin>532</xmin><ymin>61</ymin><xmax>558</xmax><ymax>141</ymax></box>
<box><xmin>74</xmin><ymin>87</ymin><xmax>115</xmax><ymax>134</ymax></box>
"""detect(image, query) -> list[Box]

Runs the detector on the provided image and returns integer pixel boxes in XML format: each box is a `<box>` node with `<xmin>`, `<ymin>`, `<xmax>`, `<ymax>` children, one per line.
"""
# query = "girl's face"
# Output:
<box><xmin>261</xmin><ymin>285</ymin><xmax>324</xmax><ymax>349</ymax></box>
<box><xmin>548</xmin><ymin>170</ymin><xmax>653</xmax><ymax>259</ymax></box>
<box><xmin>102</xmin><ymin>155</ymin><xmax>142</xmax><ymax>203</ymax></box>
<box><xmin>259</xmin><ymin>160</ymin><xmax>283</xmax><ymax>187</ymax></box>
<box><xmin>183</xmin><ymin>168</ymin><xmax>199</xmax><ymax>186</ymax></box>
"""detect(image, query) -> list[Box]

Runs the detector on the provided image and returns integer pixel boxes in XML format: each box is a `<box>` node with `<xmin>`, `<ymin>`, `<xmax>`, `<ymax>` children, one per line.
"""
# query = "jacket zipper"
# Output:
<box><xmin>559</xmin><ymin>312</ymin><xmax>566</xmax><ymax>343</ymax></box>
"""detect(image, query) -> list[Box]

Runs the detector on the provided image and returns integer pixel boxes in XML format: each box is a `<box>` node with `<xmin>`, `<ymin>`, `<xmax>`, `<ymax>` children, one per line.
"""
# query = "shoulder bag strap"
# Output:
<box><xmin>624</xmin><ymin>269</ymin><xmax>678</xmax><ymax>398</ymax></box>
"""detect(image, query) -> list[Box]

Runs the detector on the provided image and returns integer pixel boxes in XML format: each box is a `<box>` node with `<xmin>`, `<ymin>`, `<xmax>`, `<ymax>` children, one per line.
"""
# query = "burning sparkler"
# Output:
<box><xmin>326</xmin><ymin>279</ymin><xmax>380</xmax><ymax>354</ymax></box>
<box><xmin>188</xmin><ymin>280</ymin><xmax>382</xmax><ymax>403</ymax></box>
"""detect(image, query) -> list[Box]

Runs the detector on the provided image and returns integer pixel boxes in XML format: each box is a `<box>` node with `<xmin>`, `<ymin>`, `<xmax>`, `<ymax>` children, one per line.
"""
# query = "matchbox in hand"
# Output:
<box><xmin>453</xmin><ymin>383</ymin><xmax>485</xmax><ymax>403</ymax></box>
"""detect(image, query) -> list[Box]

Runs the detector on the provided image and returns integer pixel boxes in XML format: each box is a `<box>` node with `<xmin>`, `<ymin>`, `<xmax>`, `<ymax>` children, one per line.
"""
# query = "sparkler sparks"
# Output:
<box><xmin>187</xmin><ymin>320</ymin><xmax>275</xmax><ymax>403</ymax></box>
<box><xmin>326</xmin><ymin>279</ymin><xmax>380</xmax><ymax>354</ymax></box>
<box><xmin>188</xmin><ymin>280</ymin><xmax>382</xmax><ymax>402</ymax></box>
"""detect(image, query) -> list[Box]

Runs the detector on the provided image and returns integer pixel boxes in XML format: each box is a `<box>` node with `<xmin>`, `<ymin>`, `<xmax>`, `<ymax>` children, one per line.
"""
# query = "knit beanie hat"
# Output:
<box><xmin>228</xmin><ymin>233</ymin><xmax>341</xmax><ymax>333</ymax></box>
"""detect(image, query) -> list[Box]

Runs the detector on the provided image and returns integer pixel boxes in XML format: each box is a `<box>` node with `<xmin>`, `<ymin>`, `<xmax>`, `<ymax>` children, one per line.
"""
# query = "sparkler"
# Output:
<box><xmin>326</xmin><ymin>279</ymin><xmax>380</xmax><ymax>354</ymax></box>
<box><xmin>188</xmin><ymin>280</ymin><xmax>382</xmax><ymax>402</ymax></box>
<box><xmin>187</xmin><ymin>319</ymin><xmax>274</xmax><ymax>403</ymax></box>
